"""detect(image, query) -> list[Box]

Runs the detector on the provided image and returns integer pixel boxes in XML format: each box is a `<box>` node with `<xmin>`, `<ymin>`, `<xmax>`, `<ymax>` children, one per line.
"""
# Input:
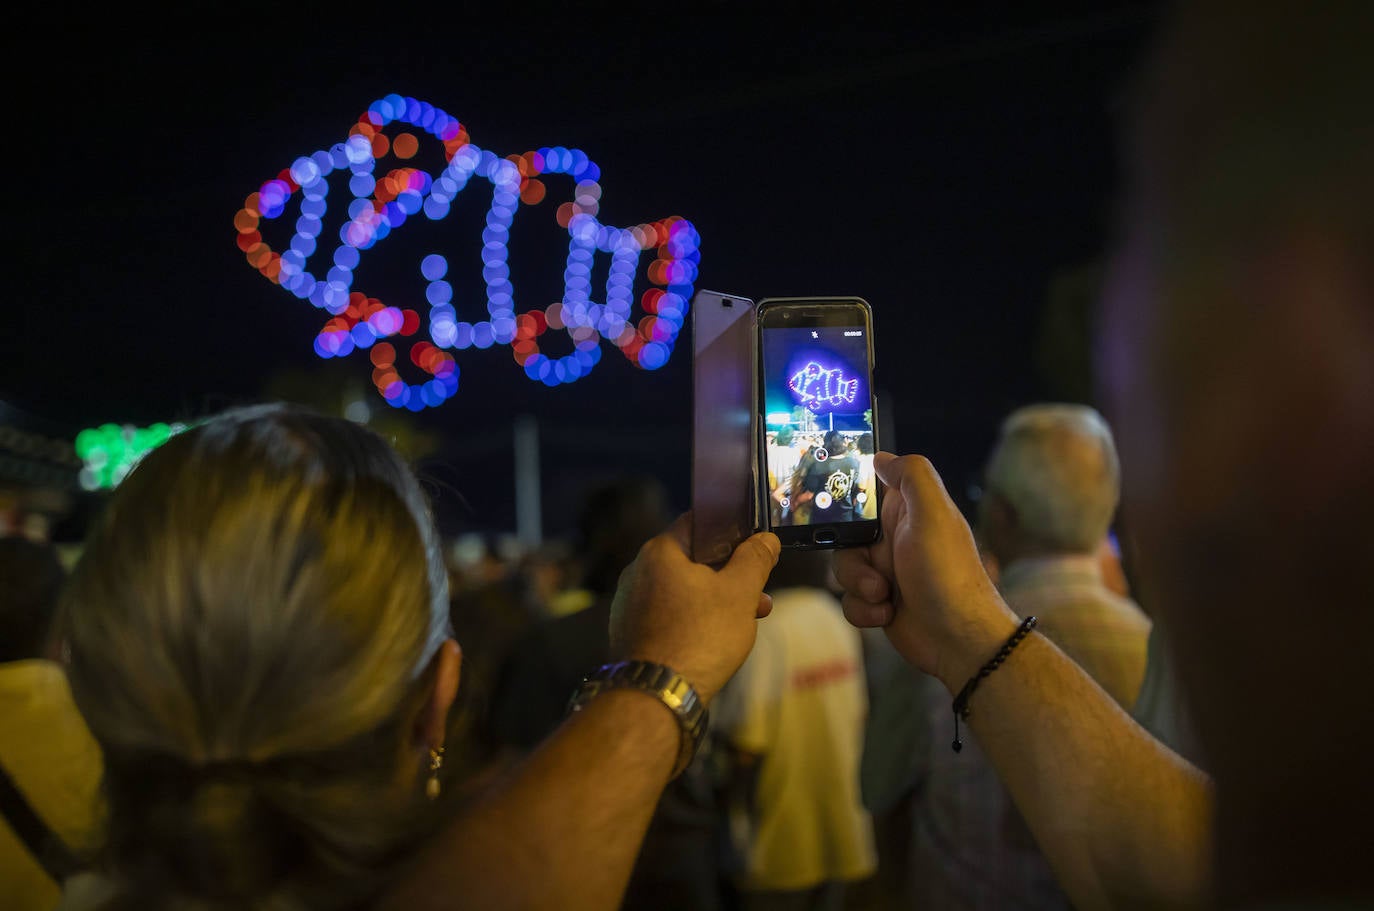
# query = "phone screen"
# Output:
<box><xmin>690</xmin><ymin>290</ymin><xmax>759</xmax><ymax>565</ymax></box>
<box><xmin>758</xmin><ymin>298</ymin><xmax>880</xmax><ymax>548</ymax></box>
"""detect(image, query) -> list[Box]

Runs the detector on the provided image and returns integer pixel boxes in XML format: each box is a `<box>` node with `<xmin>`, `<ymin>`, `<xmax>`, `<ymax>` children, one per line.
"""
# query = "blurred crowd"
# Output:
<box><xmin>765</xmin><ymin>430</ymin><xmax>878</xmax><ymax>527</ymax></box>
<box><xmin>0</xmin><ymin>399</ymin><xmax>1171</xmax><ymax>911</ymax></box>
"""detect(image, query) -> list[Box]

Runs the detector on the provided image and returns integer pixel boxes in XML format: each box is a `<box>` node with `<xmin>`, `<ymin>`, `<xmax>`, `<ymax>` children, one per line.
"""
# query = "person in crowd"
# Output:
<box><xmin>783</xmin><ymin>444</ymin><xmax>818</xmax><ymax>525</ymax></box>
<box><xmin>978</xmin><ymin>404</ymin><xmax>1150</xmax><ymax>709</ymax></box>
<box><xmin>711</xmin><ymin>549</ymin><xmax>876</xmax><ymax>911</ymax></box>
<box><xmin>864</xmin><ymin>403</ymin><xmax>1151</xmax><ymax>910</ymax></box>
<box><xmin>791</xmin><ymin>431</ymin><xmax>861</xmax><ymax>525</ymax></box>
<box><xmin>854</xmin><ymin>432</ymin><xmax>878</xmax><ymax>521</ymax></box>
<box><xmin>1102</xmin><ymin>521</ymin><xmax>1207</xmax><ymax>768</ymax></box>
<box><xmin>487</xmin><ymin>476</ymin><xmax>673</xmax><ymax>751</ymax></box>
<box><xmin>0</xmin><ymin>535</ymin><xmax>103</xmax><ymax>911</ymax></box>
<box><xmin>1129</xmin><ymin>618</ymin><xmax>1205</xmax><ymax>770</ymax></box>
<box><xmin>767</xmin><ymin>427</ymin><xmax>803</xmax><ymax>528</ymax></box>
<box><xmin>441</xmin><ymin>552</ymin><xmax>542</xmax><ymax>795</ymax></box>
<box><xmin>517</xmin><ymin>539</ymin><xmax>583</xmax><ymax>619</ymax></box>
<box><xmin>853</xmin><ymin>626</ymin><xmax>938</xmax><ymax>911</ymax></box>
<box><xmin>1096</xmin><ymin>535</ymin><xmax>1130</xmax><ymax>599</ymax></box>
<box><xmin>981</xmin><ymin>517</ymin><xmax>1131</xmax><ymax>600</ymax></box>
<box><xmin>457</xmin><ymin>536</ymin><xmax>518</xmax><ymax>592</ymax></box>
<box><xmin>835</xmin><ymin>4</ymin><xmax>1374</xmax><ymax>908</ymax></box>
<box><xmin>54</xmin><ymin>403</ymin><xmax>782</xmax><ymax>911</ymax></box>
<box><xmin>488</xmin><ymin>477</ymin><xmax>733</xmax><ymax>911</ymax></box>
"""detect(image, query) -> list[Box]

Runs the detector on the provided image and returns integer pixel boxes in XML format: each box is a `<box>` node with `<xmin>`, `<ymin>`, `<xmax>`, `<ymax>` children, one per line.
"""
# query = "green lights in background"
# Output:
<box><xmin>74</xmin><ymin>423</ymin><xmax>188</xmax><ymax>491</ymax></box>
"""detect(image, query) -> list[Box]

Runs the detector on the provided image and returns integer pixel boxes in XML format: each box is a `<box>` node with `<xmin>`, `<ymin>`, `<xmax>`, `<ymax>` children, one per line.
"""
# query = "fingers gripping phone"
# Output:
<box><xmin>691</xmin><ymin>290</ymin><xmax>762</xmax><ymax>565</ymax></box>
<box><xmin>757</xmin><ymin>297</ymin><xmax>882</xmax><ymax>549</ymax></box>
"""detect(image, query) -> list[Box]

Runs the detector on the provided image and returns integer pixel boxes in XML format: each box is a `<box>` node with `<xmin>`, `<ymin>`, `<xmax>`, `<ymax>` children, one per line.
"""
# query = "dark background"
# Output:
<box><xmin>3</xmin><ymin>5</ymin><xmax>1162</xmax><ymax>541</ymax></box>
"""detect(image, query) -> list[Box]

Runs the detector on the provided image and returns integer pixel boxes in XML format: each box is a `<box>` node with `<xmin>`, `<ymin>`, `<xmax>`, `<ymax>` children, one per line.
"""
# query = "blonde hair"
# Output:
<box><xmin>62</xmin><ymin>403</ymin><xmax>451</xmax><ymax>909</ymax></box>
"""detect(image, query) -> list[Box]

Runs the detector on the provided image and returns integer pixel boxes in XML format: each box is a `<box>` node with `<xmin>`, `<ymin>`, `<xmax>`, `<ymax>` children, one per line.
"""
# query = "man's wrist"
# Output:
<box><xmin>568</xmin><ymin>660</ymin><xmax>709</xmax><ymax>778</ymax></box>
<box><xmin>566</xmin><ymin>687</ymin><xmax>680</xmax><ymax>778</ymax></box>
<box><xmin>619</xmin><ymin>651</ymin><xmax>719</xmax><ymax>705</ymax></box>
<box><xmin>934</xmin><ymin>596</ymin><xmax>1023</xmax><ymax>695</ymax></box>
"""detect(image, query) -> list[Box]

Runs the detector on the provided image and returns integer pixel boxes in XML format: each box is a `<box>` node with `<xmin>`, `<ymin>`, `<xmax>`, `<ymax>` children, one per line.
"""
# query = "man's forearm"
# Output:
<box><xmin>381</xmin><ymin>688</ymin><xmax>678</xmax><ymax>911</ymax></box>
<box><xmin>835</xmin><ymin>452</ymin><xmax>1213</xmax><ymax>909</ymax></box>
<box><xmin>958</xmin><ymin>626</ymin><xmax>1213</xmax><ymax>910</ymax></box>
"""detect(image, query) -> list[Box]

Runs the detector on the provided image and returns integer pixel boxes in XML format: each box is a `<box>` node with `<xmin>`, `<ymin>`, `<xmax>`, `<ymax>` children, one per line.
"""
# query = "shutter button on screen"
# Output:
<box><xmin>812</xmin><ymin>529</ymin><xmax>837</xmax><ymax>545</ymax></box>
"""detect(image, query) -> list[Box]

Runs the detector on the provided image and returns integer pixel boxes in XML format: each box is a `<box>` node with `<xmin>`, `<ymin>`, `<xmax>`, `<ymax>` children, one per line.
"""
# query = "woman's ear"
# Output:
<box><xmin>416</xmin><ymin>639</ymin><xmax>462</xmax><ymax>751</ymax></box>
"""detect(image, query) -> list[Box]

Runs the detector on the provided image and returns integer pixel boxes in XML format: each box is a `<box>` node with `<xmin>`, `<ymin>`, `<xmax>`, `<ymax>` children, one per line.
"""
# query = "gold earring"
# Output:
<box><xmin>426</xmin><ymin>746</ymin><xmax>445</xmax><ymax>800</ymax></box>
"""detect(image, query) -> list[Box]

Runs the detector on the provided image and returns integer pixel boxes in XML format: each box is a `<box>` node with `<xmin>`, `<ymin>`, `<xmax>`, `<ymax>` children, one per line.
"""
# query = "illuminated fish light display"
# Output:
<box><xmin>234</xmin><ymin>94</ymin><xmax>701</xmax><ymax>411</ymax></box>
<box><xmin>789</xmin><ymin>362</ymin><xmax>858</xmax><ymax>412</ymax></box>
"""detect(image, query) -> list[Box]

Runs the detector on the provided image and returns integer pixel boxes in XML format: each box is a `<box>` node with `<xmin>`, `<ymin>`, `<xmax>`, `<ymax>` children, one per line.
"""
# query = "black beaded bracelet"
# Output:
<box><xmin>951</xmin><ymin>615</ymin><xmax>1038</xmax><ymax>753</ymax></box>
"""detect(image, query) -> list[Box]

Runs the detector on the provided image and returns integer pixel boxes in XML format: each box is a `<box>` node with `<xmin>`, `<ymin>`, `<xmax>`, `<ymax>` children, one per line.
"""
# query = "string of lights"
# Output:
<box><xmin>233</xmin><ymin>94</ymin><xmax>701</xmax><ymax>411</ymax></box>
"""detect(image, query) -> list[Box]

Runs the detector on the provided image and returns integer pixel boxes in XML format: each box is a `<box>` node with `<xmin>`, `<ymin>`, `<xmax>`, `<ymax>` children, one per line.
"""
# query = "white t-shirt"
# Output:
<box><xmin>712</xmin><ymin>587</ymin><xmax>877</xmax><ymax>891</ymax></box>
<box><xmin>855</xmin><ymin>453</ymin><xmax>877</xmax><ymax>519</ymax></box>
<box><xmin>767</xmin><ymin>443</ymin><xmax>801</xmax><ymax>495</ymax></box>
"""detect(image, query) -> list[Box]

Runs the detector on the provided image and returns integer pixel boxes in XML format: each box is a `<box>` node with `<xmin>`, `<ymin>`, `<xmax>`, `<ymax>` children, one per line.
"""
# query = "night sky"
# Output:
<box><xmin>5</xmin><ymin>6</ymin><xmax>1161</xmax><ymax>540</ymax></box>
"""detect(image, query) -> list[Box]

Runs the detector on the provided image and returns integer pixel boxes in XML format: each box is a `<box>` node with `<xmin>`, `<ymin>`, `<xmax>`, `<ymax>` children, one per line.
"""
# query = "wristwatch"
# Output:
<box><xmin>566</xmin><ymin>660</ymin><xmax>708</xmax><ymax>779</ymax></box>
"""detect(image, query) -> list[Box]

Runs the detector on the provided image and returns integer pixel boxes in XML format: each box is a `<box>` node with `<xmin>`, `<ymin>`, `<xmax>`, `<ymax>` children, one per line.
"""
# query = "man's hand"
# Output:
<box><xmin>833</xmin><ymin>452</ymin><xmax>1019</xmax><ymax>691</ymax></box>
<box><xmin>610</xmin><ymin>515</ymin><xmax>780</xmax><ymax>704</ymax></box>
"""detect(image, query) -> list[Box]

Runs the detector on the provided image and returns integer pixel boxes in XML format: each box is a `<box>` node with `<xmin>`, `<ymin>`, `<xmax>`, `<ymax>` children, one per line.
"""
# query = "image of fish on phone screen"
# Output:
<box><xmin>762</xmin><ymin>328</ymin><xmax>878</xmax><ymax>528</ymax></box>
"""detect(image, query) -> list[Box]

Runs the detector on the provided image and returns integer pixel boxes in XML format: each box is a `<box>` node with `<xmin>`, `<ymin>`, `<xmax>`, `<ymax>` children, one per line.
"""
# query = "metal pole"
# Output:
<box><xmin>514</xmin><ymin>414</ymin><xmax>542</xmax><ymax>548</ymax></box>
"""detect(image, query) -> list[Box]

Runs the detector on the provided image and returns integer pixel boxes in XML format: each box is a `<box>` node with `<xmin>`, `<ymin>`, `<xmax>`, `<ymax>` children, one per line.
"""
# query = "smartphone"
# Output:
<box><xmin>690</xmin><ymin>289</ymin><xmax>762</xmax><ymax>565</ymax></box>
<box><xmin>757</xmin><ymin>296</ymin><xmax>881</xmax><ymax>549</ymax></box>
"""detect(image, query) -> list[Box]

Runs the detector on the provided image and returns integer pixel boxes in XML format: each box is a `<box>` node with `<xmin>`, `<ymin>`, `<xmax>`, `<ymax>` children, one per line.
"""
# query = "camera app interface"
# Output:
<box><xmin>762</xmin><ymin>324</ymin><xmax>877</xmax><ymax>527</ymax></box>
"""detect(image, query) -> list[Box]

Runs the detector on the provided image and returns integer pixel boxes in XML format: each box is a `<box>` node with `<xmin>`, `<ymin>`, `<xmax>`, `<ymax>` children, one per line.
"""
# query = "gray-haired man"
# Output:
<box><xmin>977</xmin><ymin>404</ymin><xmax>1150</xmax><ymax>710</ymax></box>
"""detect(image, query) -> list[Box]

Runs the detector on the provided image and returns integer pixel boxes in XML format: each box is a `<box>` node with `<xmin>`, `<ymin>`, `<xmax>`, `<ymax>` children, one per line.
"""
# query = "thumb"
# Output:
<box><xmin>873</xmin><ymin>452</ymin><xmax>949</xmax><ymax>515</ymax></box>
<box><xmin>719</xmin><ymin>532</ymin><xmax>782</xmax><ymax>593</ymax></box>
<box><xmin>664</xmin><ymin>512</ymin><xmax>693</xmax><ymax>553</ymax></box>
<box><xmin>872</xmin><ymin>451</ymin><xmax>902</xmax><ymax>486</ymax></box>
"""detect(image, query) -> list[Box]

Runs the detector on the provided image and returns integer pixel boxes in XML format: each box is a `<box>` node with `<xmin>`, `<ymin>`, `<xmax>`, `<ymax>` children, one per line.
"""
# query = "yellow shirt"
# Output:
<box><xmin>0</xmin><ymin>660</ymin><xmax>104</xmax><ymax>911</ymax></box>
<box><xmin>998</xmin><ymin>555</ymin><xmax>1151</xmax><ymax>709</ymax></box>
<box><xmin>712</xmin><ymin>588</ymin><xmax>877</xmax><ymax>891</ymax></box>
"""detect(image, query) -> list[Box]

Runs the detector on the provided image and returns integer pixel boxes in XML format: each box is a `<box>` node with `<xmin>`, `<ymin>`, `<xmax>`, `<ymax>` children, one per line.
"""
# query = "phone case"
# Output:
<box><xmin>690</xmin><ymin>290</ymin><xmax>764</xmax><ymax>565</ymax></box>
